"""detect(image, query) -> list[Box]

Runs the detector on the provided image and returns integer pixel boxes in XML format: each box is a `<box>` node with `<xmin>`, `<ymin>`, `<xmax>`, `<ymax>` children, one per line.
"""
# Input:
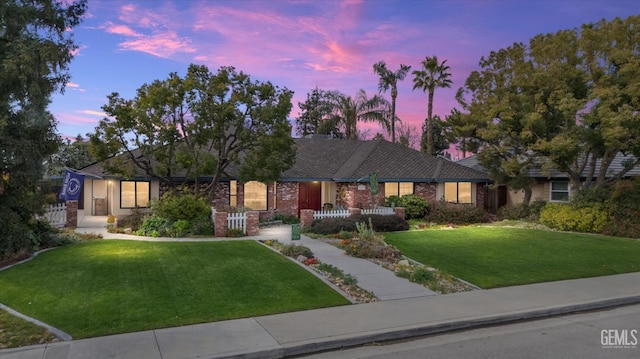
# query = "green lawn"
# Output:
<box><xmin>384</xmin><ymin>227</ymin><xmax>640</xmax><ymax>289</ymax></box>
<box><xmin>0</xmin><ymin>240</ymin><xmax>349</xmax><ymax>338</ymax></box>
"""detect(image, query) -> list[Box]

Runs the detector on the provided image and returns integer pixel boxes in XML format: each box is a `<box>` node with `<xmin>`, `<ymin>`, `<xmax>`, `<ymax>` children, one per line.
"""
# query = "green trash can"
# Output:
<box><xmin>291</xmin><ymin>223</ymin><xmax>301</xmax><ymax>241</ymax></box>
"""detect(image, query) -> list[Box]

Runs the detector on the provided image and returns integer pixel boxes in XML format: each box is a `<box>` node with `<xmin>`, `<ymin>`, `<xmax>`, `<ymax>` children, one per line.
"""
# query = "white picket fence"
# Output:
<box><xmin>38</xmin><ymin>203</ymin><xmax>67</xmax><ymax>228</ymax></box>
<box><xmin>313</xmin><ymin>209</ymin><xmax>350</xmax><ymax>220</ymax></box>
<box><xmin>211</xmin><ymin>208</ymin><xmax>247</xmax><ymax>232</ymax></box>
<box><xmin>362</xmin><ymin>207</ymin><xmax>394</xmax><ymax>216</ymax></box>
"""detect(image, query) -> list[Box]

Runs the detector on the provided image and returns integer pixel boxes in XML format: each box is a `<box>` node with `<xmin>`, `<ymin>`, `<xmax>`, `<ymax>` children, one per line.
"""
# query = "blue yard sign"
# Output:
<box><xmin>59</xmin><ymin>169</ymin><xmax>84</xmax><ymax>201</ymax></box>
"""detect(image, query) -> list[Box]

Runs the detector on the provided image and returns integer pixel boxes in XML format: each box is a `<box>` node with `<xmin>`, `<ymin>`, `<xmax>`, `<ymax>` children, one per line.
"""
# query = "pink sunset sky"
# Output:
<box><xmin>52</xmin><ymin>0</ymin><xmax>639</xmax><ymax>156</ymax></box>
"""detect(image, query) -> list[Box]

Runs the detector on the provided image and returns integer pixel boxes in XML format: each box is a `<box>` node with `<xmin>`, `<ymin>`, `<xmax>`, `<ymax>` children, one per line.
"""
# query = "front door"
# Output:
<box><xmin>299</xmin><ymin>182</ymin><xmax>322</xmax><ymax>212</ymax></box>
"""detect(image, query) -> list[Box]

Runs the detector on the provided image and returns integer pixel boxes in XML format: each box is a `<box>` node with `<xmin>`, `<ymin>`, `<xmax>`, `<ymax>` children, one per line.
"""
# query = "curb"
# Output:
<box><xmin>277</xmin><ymin>295</ymin><xmax>640</xmax><ymax>358</ymax></box>
<box><xmin>0</xmin><ymin>303</ymin><xmax>73</xmax><ymax>341</ymax></box>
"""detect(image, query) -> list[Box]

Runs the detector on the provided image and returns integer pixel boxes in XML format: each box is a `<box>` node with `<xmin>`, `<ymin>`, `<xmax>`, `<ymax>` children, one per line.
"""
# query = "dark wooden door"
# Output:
<box><xmin>299</xmin><ymin>182</ymin><xmax>322</xmax><ymax>212</ymax></box>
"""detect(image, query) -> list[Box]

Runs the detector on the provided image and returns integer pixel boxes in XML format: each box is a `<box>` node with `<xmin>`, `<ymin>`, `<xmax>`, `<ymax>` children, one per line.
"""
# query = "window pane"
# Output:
<box><xmin>551</xmin><ymin>182</ymin><xmax>568</xmax><ymax>191</ymax></box>
<box><xmin>121</xmin><ymin>181</ymin><xmax>135</xmax><ymax>208</ymax></box>
<box><xmin>229</xmin><ymin>180</ymin><xmax>237</xmax><ymax>207</ymax></box>
<box><xmin>444</xmin><ymin>182</ymin><xmax>457</xmax><ymax>202</ymax></box>
<box><xmin>458</xmin><ymin>182</ymin><xmax>472</xmax><ymax>204</ymax></box>
<box><xmin>384</xmin><ymin>182</ymin><xmax>399</xmax><ymax>197</ymax></box>
<box><xmin>244</xmin><ymin>181</ymin><xmax>266</xmax><ymax>210</ymax></box>
<box><xmin>136</xmin><ymin>182</ymin><xmax>150</xmax><ymax>207</ymax></box>
<box><xmin>551</xmin><ymin>191</ymin><xmax>569</xmax><ymax>201</ymax></box>
<box><xmin>399</xmin><ymin>182</ymin><xmax>414</xmax><ymax>196</ymax></box>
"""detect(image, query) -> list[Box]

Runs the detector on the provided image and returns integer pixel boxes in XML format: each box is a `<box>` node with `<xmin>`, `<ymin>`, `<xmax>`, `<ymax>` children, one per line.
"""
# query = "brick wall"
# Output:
<box><xmin>276</xmin><ymin>182</ymin><xmax>299</xmax><ymax>217</ymax></box>
<box><xmin>415</xmin><ymin>183</ymin><xmax>437</xmax><ymax>202</ymax></box>
<box><xmin>65</xmin><ymin>200</ymin><xmax>78</xmax><ymax>228</ymax></box>
<box><xmin>336</xmin><ymin>182</ymin><xmax>384</xmax><ymax>209</ymax></box>
<box><xmin>476</xmin><ymin>182</ymin><xmax>486</xmax><ymax>210</ymax></box>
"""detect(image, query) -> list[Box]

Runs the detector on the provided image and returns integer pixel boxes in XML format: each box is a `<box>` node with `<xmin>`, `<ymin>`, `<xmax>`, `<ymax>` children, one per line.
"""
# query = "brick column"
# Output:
<box><xmin>394</xmin><ymin>207</ymin><xmax>406</xmax><ymax>220</ymax></box>
<box><xmin>300</xmin><ymin>209</ymin><xmax>314</xmax><ymax>229</ymax></box>
<box><xmin>246</xmin><ymin>211</ymin><xmax>260</xmax><ymax>236</ymax></box>
<box><xmin>65</xmin><ymin>201</ymin><xmax>78</xmax><ymax>228</ymax></box>
<box><xmin>349</xmin><ymin>208</ymin><xmax>362</xmax><ymax>217</ymax></box>
<box><xmin>215</xmin><ymin>211</ymin><xmax>228</xmax><ymax>237</ymax></box>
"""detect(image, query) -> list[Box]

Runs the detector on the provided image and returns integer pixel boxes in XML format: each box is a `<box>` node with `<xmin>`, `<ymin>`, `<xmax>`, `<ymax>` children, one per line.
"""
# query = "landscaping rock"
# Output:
<box><xmin>296</xmin><ymin>255</ymin><xmax>308</xmax><ymax>263</ymax></box>
<box><xmin>124</xmin><ymin>228</ymin><xmax>133</xmax><ymax>234</ymax></box>
<box><xmin>398</xmin><ymin>259</ymin><xmax>410</xmax><ymax>267</ymax></box>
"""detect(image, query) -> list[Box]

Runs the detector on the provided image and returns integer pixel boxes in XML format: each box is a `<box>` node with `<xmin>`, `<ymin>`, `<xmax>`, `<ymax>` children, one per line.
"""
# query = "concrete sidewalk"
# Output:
<box><xmin>2</xmin><ymin>272</ymin><xmax>639</xmax><ymax>359</ymax></box>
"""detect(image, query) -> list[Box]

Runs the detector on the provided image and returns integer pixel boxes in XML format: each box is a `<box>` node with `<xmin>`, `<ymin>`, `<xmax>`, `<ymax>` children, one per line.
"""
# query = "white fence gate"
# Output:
<box><xmin>362</xmin><ymin>207</ymin><xmax>394</xmax><ymax>216</ymax></box>
<box><xmin>211</xmin><ymin>208</ymin><xmax>247</xmax><ymax>233</ymax></box>
<box><xmin>38</xmin><ymin>203</ymin><xmax>67</xmax><ymax>228</ymax></box>
<box><xmin>313</xmin><ymin>209</ymin><xmax>350</xmax><ymax>220</ymax></box>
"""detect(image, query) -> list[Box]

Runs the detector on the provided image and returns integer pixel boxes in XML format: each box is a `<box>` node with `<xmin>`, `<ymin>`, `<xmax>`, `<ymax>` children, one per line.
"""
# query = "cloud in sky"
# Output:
<box><xmin>51</xmin><ymin>0</ymin><xmax>639</xmax><ymax>151</ymax></box>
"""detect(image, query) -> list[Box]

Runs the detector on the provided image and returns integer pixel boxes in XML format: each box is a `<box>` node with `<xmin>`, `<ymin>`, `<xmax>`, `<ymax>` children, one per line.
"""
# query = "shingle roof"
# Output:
<box><xmin>456</xmin><ymin>153</ymin><xmax>640</xmax><ymax>179</ymax></box>
<box><xmin>82</xmin><ymin>138</ymin><xmax>490</xmax><ymax>182</ymax></box>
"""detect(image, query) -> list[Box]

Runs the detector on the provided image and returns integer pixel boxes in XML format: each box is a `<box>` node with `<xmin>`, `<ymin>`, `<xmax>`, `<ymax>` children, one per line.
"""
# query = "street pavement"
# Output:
<box><xmin>1</xmin><ymin>223</ymin><xmax>639</xmax><ymax>358</ymax></box>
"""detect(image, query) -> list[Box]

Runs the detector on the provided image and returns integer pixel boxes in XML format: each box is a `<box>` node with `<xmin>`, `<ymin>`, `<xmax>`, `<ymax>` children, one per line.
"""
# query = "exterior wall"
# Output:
<box><xmin>276</xmin><ymin>182</ymin><xmax>299</xmax><ymax>217</ymax></box>
<box><xmin>475</xmin><ymin>183</ymin><xmax>486</xmax><ymax>209</ymax></box>
<box><xmin>336</xmin><ymin>182</ymin><xmax>384</xmax><ymax>209</ymax></box>
<box><xmin>506</xmin><ymin>180</ymin><xmax>551</xmax><ymax>205</ymax></box>
<box><xmin>415</xmin><ymin>183</ymin><xmax>437</xmax><ymax>202</ymax></box>
<box><xmin>321</xmin><ymin>181</ymin><xmax>337</xmax><ymax>206</ymax></box>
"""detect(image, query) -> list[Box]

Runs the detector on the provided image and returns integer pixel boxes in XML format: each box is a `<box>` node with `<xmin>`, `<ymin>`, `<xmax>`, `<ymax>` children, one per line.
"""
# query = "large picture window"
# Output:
<box><xmin>384</xmin><ymin>182</ymin><xmax>414</xmax><ymax>197</ymax></box>
<box><xmin>444</xmin><ymin>182</ymin><xmax>472</xmax><ymax>204</ymax></box>
<box><xmin>550</xmin><ymin>181</ymin><xmax>569</xmax><ymax>202</ymax></box>
<box><xmin>120</xmin><ymin>181</ymin><xmax>150</xmax><ymax>208</ymax></box>
<box><xmin>244</xmin><ymin>181</ymin><xmax>267</xmax><ymax>210</ymax></box>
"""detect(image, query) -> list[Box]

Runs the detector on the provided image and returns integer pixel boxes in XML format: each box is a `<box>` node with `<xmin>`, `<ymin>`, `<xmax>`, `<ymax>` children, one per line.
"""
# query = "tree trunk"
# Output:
<box><xmin>426</xmin><ymin>89</ymin><xmax>434</xmax><ymax>155</ymax></box>
<box><xmin>391</xmin><ymin>87</ymin><xmax>397</xmax><ymax>143</ymax></box>
<box><xmin>523</xmin><ymin>187</ymin><xmax>532</xmax><ymax>205</ymax></box>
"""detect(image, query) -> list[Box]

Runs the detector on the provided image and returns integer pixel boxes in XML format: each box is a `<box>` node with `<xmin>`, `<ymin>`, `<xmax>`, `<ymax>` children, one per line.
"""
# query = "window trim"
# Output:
<box><xmin>549</xmin><ymin>181</ymin><xmax>570</xmax><ymax>202</ymax></box>
<box><xmin>120</xmin><ymin>180</ymin><xmax>150</xmax><ymax>209</ymax></box>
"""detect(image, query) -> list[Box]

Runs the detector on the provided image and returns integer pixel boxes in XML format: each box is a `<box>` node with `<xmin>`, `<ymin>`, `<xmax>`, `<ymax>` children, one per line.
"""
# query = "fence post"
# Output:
<box><xmin>394</xmin><ymin>207</ymin><xmax>406</xmax><ymax>220</ymax></box>
<box><xmin>246</xmin><ymin>211</ymin><xmax>259</xmax><ymax>236</ymax></box>
<box><xmin>300</xmin><ymin>209</ymin><xmax>314</xmax><ymax>230</ymax></box>
<box><xmin>215</xmin><ymin>211</ymin><xmax>228</xmax><ymax>237</ymax></box>
<box><xmin>65</xmin><ymin>201</ymin><xmax>78</xmax><ymax>228</ymax></box>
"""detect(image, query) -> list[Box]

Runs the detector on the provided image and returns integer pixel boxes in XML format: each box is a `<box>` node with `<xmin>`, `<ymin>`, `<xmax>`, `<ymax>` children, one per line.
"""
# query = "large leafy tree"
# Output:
<box><xmin>420</xmin><ymin>115</ymin><xmax>451</xmax><ymax>156</ymax></box>
<box><xmin>373</xmin><ymin>61</ymin><xmax>411</xmax><ymax>143</ymax></box>
<box><xmin>45</xmin><ymin>135</ymin><xmax>94</xmax><ymax>177</ymax></box>
<box><xmin>452</xmin><ymin>15</ymin><xmax>639</xmax><ymax>202</ymax></box>
<box><xmin>89</xmin><ymin>64</ymin><xmax>296</xmax><ymax>201</ymax></box>
<box><xmin>0</xmin><ymin>0</ymin><xmax>87</xmax><ymax>258</ymax></box>
<box><xmin>295</xmin><ymin>87</ymin><xmax>343</xmax><ymax>138</ymax></box>
<box><xmin>331</xmin><ymin>89</ymin><xmax>389</xmax><ymax>140</ymax></box>
<box><xmin>412</xmin><ymin>56</ymin><xmax>452</xmax><ymax>155</ymax></box>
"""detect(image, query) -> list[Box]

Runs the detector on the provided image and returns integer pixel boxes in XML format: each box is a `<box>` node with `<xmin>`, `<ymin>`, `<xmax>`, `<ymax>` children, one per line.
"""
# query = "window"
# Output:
<box><xmin>384</xmin><ymin>182</ymin><xmax>414</xmax><ymax>197</ymax></box>
<box><xmin>229</xmin><ymin>180</ymin><xmax>237</xmax><ymax>206</ymax></box>
<box><xmin>120</xmin><ymin>181</ymin><xmax>150</xmax><ymax>208</ymax></box>
<box><xmin>244</xmin><ymin>181</ymin><xmax>267</xmax><ymax>210</ymax></box>
<box><xmin>444</xmin><ymin>182</ymin><xmax>472</xmax><ymax>204</ymax></box>
<box><xmin>550</xmin><ymin>181</ymin><xmax>569</xmax><ymax>202</ymax></box>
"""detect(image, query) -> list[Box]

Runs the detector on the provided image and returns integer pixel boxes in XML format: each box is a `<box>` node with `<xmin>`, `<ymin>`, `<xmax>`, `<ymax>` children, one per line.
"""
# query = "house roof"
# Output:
<box><xmin>456</xmin><ymin>153</ymin><xmax>640</xmax><ymax>179</ymax></box>
<box><xmin>82</xmin><ymin>138</ymin><xmax>490</xmax><ymax>183</ymax></box>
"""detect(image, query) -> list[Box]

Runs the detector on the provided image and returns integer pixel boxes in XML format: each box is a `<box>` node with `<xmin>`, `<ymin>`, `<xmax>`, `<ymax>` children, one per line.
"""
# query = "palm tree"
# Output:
<box><xmin>331</xmin><ymin>90</ymin><xmax>390</xmax><ymax>140</ymax></box>
<box><xmin>412</xmin><ymin>56</ymin><xmax>452</xmax><ymax>155</ymax></box>
<box><xmin>373</xmin><ymin>61</ymin><xmax>411</xmax><ymax>143</ymax></box>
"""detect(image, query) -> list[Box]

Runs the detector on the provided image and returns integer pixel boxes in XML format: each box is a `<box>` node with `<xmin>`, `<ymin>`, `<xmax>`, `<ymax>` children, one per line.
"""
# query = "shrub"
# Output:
<box><xmin>281</xmin><ymin>244</ymin><xmax>313</xmax><ymax>258</ymax></box>
<box><xmin>191</xmin><ymin>218</ymin><xmax>214</xmax><ymax>236</ymax></box>
<box><xmin>316</xmin><ymin>262</ymin><xmax>358</xmax><ymax>286</ymax></box>
<box><xmin>118</xmin><ymin>207</ymin><xmax>148</xmax><ymax>231</ymax></box>
<box><xmin>355</xmin><ymin>217</ymin><xmax>375</xmax><ymax>241</ymax></box>
<box><xmin>425</xmin><ymin>201</ymin><xmax>489</xmax><ymax>224</ymax></box>
<box><xmin>309</xmin><ymin>215</ymin><xmax>409</xmax><ymax>235</ymax></box>
<box><xmin>137</xmin><ymin>216</ymin><xmax>172</xmax><ymax>237</ymax></box>
<box><xmin>151</xmin><ymin>192</ymin><xmax>211</xmax><ymax>223</ymax></box>
<box><xmin>497</xmin><ymin>199</ymin><xmax>547</xmax><ymax>221</ymax></box>
<box><xmin>410</xmin><ymin>267</ymin><xmax>435</xmax><ymax>285</ymax></box>
<box><xmin>267</xmin><ymin>213</ymin><xmax>300</xmax><ymax>224</ymax></box>
<box><xmin>539</xmin><ymin>202</ymin><xmax>608</xmax><ymax>233</ymax></box>
<box><xmin>226</xmin><ymin>228</ymin><xmax>245</xmax><ymax>237</ymax></box>
<box><xmin>344</xmin><ymin>239</ymin><xmax>402</xmax><ymax>262</ymax></box>
<box><xmin>173</xmin><ymin>219</ymin><xmax>192</xmax><ymax>237</ymax></box>
<box><xmin>385</xmin><ymin>194</ymin><xmax>430</xmax><ymax>219</ymax></box>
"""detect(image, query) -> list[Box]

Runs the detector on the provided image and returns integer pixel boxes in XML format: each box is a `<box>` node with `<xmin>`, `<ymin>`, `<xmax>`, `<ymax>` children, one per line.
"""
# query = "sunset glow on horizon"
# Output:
<box><xmin>51</xmin><ymin>0</ymin><xmax>640</xmax><ymax>155</ymax></box>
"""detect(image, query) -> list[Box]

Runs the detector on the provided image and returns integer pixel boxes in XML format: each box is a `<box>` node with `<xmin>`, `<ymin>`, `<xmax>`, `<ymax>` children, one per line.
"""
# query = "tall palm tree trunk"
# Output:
<box><xmin>427</xmin><ymin>89</ymin><xmax>434</xmax><ymax>155</ymax></box>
